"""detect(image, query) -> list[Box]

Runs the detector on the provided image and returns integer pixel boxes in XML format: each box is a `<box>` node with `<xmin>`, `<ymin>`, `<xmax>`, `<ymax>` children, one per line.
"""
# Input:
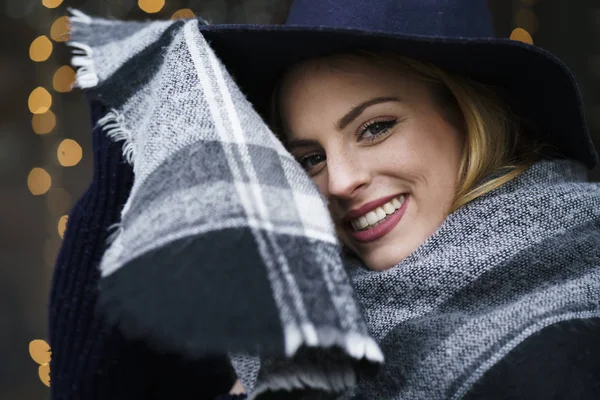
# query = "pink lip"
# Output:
<box><xmin>346</xmin><ymin>195</ymin><xmax>409</xmax><ymax>243</ymax></box>
<box><xmin>342</xmin><ymin>192</ymin><xmax>405</xmax><ymax>223</ymax></box>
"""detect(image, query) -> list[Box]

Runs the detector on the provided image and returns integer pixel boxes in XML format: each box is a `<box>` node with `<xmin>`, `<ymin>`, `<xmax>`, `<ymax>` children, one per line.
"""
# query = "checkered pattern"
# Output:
<box><xmin>68</xmin><ymin>10</ymin><xmax>382</xmax><ymax>398</ymax></box>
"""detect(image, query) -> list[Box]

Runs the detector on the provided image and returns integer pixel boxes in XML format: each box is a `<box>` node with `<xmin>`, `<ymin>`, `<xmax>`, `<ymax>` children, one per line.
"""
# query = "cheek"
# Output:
<box><xmin>371</xmin><ymin>131</ymin><xmax>429</xmax><ymax>179</ymax></box>
<box><xmin>380</xmin><ymin>120</ymin><xmax>463</xmax><ymax>186</ymax></box>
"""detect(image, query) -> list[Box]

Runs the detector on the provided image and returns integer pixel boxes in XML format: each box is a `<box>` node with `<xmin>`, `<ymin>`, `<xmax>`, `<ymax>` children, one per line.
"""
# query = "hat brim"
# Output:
<box><xmin>198</xmin><ymin>24</ymin><xmax>598</xmax><ymax>169</ymax></box>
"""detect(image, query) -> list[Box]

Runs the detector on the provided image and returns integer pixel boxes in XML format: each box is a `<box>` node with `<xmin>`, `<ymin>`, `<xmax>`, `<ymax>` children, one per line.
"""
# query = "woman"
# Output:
<box><xmin>211</xmin><ymin>0</ymin><xmax>600</xmax><ymax>397</ymax></box>
<box><xmin>221</xmin><ymin>52</ymin><xmax>600</xmax><ymax>400</ymax></box>
<box><xmin>51</xmin><ymin>0</ymin><xmax>600</xmax><ymax>399</ymax></box>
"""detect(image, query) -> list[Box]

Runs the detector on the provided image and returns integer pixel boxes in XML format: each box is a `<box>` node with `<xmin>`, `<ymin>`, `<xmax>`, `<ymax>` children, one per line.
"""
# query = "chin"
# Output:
<box><xmin>339</xmin><ymin>232</ymin><xmax>411</xmax><ymax>271</ymax></box>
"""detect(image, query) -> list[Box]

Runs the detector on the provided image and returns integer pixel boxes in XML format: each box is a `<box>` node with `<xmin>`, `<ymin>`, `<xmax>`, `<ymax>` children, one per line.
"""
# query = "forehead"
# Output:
<box><xmin>278</xmin><ymin>55</ymin><xmax>432</xmax><ymax>127</ymax></box>
<box><xmin>280</xmin><ymin>55</ymin><xmax>408</xmax><ymax>95</ymax></box>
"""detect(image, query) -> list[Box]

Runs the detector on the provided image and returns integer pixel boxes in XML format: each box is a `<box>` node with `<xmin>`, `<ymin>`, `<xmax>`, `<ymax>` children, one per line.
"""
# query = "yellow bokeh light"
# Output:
<box><xmin>138</xmin><ymin>0</ymin><xmax>165</xmax><ymax>14</ymax></box>
<box><xmin>57</xmin><ymin>139</ymin><xmax>83</xmax><ymax>167</ymax></box>
<box><xmin>28</xmin><ymin>168</ymin><xmax>52</xmax><ymax>195</ymax></box>
<box><xmin>510</xmin><ymin>28</ymin><xmax>533</xmax><ymax>45</ymax></box>
<box><xmin>39</xmin><ymin>364</ymin><xmax>51</xmax><ymax>387</ymax></box>
<box><xmin>30</xmin><ymin>35</ymin><xmax>53</xmax><ymax>62</ymax></box>
<box><xmin>43</xmin><ymin>0</ymin><xmax>64</xmax><ymax>9</ymax></box>
<box><xmin>50</xmin><ymin>16</ymin><xmax>71</xmax><ymax>42</ymax></box>
<box><xmin>29</xmin><ymin>338</ymin><xmax>52</xmax><ymax>386</ymax></box>
<box><xmin>53</xmin><ymin>65</ymin><xmax>76</xmax><ymax>93</ymax></box>
<box><xmin>516</xmin><ymin>9</ymin><xmax>539</xmax><ymax>34</ymax></box>
<box><xmin>32</xmin><ymin>110</ymin><xmax>56</xmax><ymax>135</ymax></box>
<box><xmin>47</xmin><ymin>188</ymin><xmax>72</xmax><ymax>215</ymax></box>
<box><xmin>171</xmin><ymin>8</ymin><xmax>195</xmax><ymax>19</ymax></box>
<box><xmin>58</xmin><ymin>215</ymin><xmax>68</xmax><ymax>239</ymax></box>
<box><xmin>29</xmin><ymin>339</ymin><xmax>51</xmax><ymax>365</ymax></box>
<box><xmin>28</xmin><ymin>87</ymin><xmax>52</xmax><ymax>114</ymax></box>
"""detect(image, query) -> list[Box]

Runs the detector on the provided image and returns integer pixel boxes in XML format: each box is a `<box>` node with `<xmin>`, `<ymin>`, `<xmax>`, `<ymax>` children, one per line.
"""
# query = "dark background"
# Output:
<box><xmin>0</xmin><ymin>0</ymin><xmax>598</xmax><ymax>398</ymax></box>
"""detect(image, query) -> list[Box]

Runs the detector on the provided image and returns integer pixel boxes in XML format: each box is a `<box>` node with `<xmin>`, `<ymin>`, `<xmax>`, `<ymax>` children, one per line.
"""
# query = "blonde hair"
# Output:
<box><xmin>272</xmin><ymin>51</ymin><xmax>545</xmax><ymax>213</ymax></box>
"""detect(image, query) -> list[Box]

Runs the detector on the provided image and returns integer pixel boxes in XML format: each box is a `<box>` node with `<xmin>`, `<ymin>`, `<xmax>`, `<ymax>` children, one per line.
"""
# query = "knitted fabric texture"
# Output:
<box><xmin>240</xmin><ymin>159</ymin><xmax>600</xmax><ymax>399</ymax></box>
<box><xmin>344</xmin><ymin>160</ymin><xmax>600</xmax><ymax>399</ymax></box>
<box><xmin>67</xmin><ymin>9</ymin><xmax>600</xmax><ymax>400</ymax></box>
<box><xmin>67</xmin><ymin>10</ymin><xmax>382</xmax><ymax>399</ymax></box>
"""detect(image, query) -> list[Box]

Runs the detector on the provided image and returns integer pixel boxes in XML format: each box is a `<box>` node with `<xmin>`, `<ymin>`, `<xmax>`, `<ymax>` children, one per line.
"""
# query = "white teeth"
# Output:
<box><xmin>383</xmin><ymin>202</ymin><xmax>395</xmax><ymax>214</ymax></box>
<box><xmin>365</xmin><ymin>211</ymin><xmax>379</xmax><ymax>225</ymax></box>
<box><xmin>358</xmin><ymin>216</ymin><xmax>368</xmax><ymax>229</ymax></box>
<box><xmin>350</xmin><ymin>195</ymin><xmax>407</xmax><ymax>231</ymax></box>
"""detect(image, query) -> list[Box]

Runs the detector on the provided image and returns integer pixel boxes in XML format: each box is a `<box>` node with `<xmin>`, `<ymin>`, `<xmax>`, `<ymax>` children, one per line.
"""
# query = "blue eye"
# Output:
<box><xmin>298</xmin><ymin>153</ymin><xmax>326</xmax><ymax>173</ymax></box>
<box><xmin>358</xmin><ymin>118</ymin><xmax>398</xmax><ymax>141</ymax></box>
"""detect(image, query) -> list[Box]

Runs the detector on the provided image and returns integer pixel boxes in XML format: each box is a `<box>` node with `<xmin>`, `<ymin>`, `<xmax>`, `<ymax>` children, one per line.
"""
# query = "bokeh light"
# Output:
<box><xmin>138</xmin><ymin>0</ymin><xmax>165</xmax><ymax>14</ymax></box>
<box><xmin>46</xmin><ymin>188</ymin><xmax>72</xmax><ymax>215</ymax></box>
<box><xmin>28</xmin><ymin>87</ymin><xmax>52</xmax><ymax>114</ymax></box>
<box><xmin>58</xmin><ymin>215</ymin><xmax>68</xmax><ymax>239</ymax></box>
<box><xmin>510</xmin><ymin>28</ymin><xmax>533</xmax><ymax>44</ymax></box>
<box><xmin>42</xmin><ymin>0</ymin><xmax>64</xmax><ymax>9</ymax></box>
<box><xmin>28</xmin><ymin>168</ymin><xmax>52</xmax><ymax>195</ymax></box>
<box><xmin>29</xmin><ymin>35</ymin><xmax>53</xmax><ymax>62</ymax></box>
<box><xmin>53</xmin><ymin>65</ymin><xmax>76</xmax><ymax>92</ymax></box>
<box><xmin>32</xmin><ymin>110</ymin><xmax>56</xmax><ymax>135</ymax></box>
<box><xmin>38</xmin><ymin>364</ymin><xmax>51</xmax><ymax>387</ymax></box>
<box><xmin>172</xmin><ymin>8</ymin><xmax>195</xmax><ymax>19</ymax></box>
<box><xmin>50</xmin><ymin>16</ymin><xmax>70</xmax><ymax>42</ymax></box>
<box><xmin>29</xmin><ymin>339</ymin><xmax>51</xmax><ymax>365</ymax></box>
<box><xmin>57</xmin><ymin>139</ymin><xmax>83</xmax><ymax>167</ymax></box>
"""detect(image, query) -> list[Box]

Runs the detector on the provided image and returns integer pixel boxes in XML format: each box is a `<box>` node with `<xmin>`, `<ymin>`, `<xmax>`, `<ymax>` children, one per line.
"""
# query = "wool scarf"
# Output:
<box><xmin>67</xmin><ymin>10</ymin><xmax>600</xmax><ymax>399</ymax></box>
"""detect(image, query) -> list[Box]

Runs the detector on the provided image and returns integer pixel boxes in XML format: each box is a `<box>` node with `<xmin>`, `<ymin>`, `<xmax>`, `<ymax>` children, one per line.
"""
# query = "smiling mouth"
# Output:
<box><xmin>349</xmin><ymin>194</ymin><xmax>406</xmax><ymax>231</ymax></box>
<box><xmin>344</xmin><ymin>194</ymin><xmax>409</xmax><ymax>243</ymax></box>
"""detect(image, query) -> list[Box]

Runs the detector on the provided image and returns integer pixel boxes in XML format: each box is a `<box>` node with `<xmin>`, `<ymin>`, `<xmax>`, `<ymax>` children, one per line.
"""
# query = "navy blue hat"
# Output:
<box><xmin>200</xmin><ymin>0</ymin><xmax>599</xmax><ymax>168</ymax></box>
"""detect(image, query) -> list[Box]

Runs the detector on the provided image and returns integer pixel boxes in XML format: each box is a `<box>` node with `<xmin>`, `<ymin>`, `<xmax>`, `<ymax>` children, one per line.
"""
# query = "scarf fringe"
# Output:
<box><xmin>245</xmin><ymin>330</ymin><xmax>382</xmax><ymax>399</ymax></box>
<box><xmin>248</xmin><ymin>363</ymin><xmax>356</xmax><ymax>400</ymax></box>
<box><xmin>67</xmin><ymin>8</ymin><xmax>136</xmax><ymax>165</ymax></box>
<box><xmin>67</xmin><ymin>9</ymin><xmax>99</xmax><ymax>89</ymax></box>
<box><xmin>285</xmin><ymin>327</ymin><xmax>383</xmax><ymax>363</ymax></box>
<box><xmin>283</xmin><ymin>323</ymin><xmax>383</xmax><ymax>366</ymax></box>
<box><xmin>97</xmin><ymin>109</ymin><xmax>136</xmax><ymax>165</ymax></box>
<box><xmin>345</xmin><ymin>334</ymin><xmax>384</xmax><ymax>363</ymax></box>
<box><xmin>106</xmin><ymin>222</ymin><xmax>124</xmax><ymax>246</ymax></box>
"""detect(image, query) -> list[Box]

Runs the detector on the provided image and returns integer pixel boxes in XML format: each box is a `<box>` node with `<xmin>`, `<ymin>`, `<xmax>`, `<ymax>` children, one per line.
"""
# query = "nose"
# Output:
<box><xmin>325</xmin><ymin>150</ymin><xmax>370</xmax><ymax>199</ymax></box>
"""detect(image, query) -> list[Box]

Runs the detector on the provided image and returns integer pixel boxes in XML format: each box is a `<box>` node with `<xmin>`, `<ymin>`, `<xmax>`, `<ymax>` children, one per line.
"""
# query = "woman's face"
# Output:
<box><xmin>278</xmin><ymin>56</ymin><xmax>464</xmax><ymax>271</ymax></box>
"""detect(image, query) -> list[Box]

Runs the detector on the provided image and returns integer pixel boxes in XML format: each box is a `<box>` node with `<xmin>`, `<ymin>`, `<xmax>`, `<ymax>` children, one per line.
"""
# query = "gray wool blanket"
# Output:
<box><xmin>68</xmin><ymin>10</ymin><xmax>600</xmax><ymax>400</ymax></box>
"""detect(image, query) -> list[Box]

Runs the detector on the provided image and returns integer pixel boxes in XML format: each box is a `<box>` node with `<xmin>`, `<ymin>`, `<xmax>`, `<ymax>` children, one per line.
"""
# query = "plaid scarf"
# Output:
<box><xmin>68</xmin><ymin>10</ymin><xmax>600</xmax><ymax>399</ymax></box>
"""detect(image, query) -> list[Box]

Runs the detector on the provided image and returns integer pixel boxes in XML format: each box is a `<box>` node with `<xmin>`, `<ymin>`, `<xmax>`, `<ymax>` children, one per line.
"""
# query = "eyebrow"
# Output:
<box><xmin>336</xmin><ymin>96</ymin><xmax>401</xmax><ymax>130</ymax></box>
<box><xmin>286</xmin><ymin>96</ymin><xmax>401</xmax><ymax>151</ymax></box>
<box><xmin>286</xmin><ymin>138</ymin><xmax>318</xmax><ymax>151</ymax></box>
